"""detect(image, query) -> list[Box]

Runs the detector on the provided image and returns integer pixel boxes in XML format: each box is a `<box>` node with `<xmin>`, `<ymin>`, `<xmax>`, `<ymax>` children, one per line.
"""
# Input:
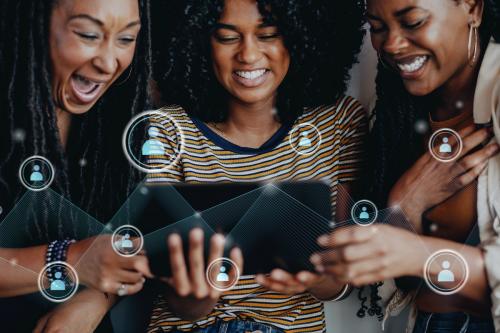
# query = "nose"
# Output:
<box><xmin>92</xmin><ymin>42</ymin><xmax>119</xmax><ymax>75</ymax></box>
<box><xmin>382</xmin><ymin>29</ymin><xmax>409</xmax><ymax>56</ymax></box>
<box><xmin>236</xmin><ymin>36</ymin><xmax>263</xmax><ymax>64</ymax></box>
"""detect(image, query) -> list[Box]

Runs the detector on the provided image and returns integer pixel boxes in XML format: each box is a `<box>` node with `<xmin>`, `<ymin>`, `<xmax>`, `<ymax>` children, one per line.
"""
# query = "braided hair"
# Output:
<box><xmin>0</xmin><ymin>0</ymin><xmax>152</xmax><ymax>239</ymax></box>
<box><xmin>358</xmin><ymin>0</ymin><xmax>500</xmax><ymax>320</ymax></box>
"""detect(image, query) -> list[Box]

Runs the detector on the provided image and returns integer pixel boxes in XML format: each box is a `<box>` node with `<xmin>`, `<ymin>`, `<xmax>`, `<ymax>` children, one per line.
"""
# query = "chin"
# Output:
<box><xmin>403</xmin><ymin>82</ymin><xmax>434</xmax><ymax>97</ymax></box>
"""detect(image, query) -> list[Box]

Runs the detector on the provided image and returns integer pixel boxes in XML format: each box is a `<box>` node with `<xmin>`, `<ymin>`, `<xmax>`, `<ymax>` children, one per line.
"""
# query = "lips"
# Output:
<box><xmin>233</xmin><ymin>69</ymin><xmax>269</xmax><ymax>88</ymax></box>
<box><xmin>70</xmin><ymin>74</ymin><xmax>105</xmax><ymax>104</ymax></box>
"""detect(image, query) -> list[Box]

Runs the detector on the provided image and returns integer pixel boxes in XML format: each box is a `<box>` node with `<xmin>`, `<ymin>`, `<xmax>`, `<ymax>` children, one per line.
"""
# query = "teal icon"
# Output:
<box><xmin>142</xmin><ymin>127</ymin><xmax>165</xmax><ymax>156</ymax></box>
<box><xmin>30</xmin><ymin>164</ymin><xmax>44</xmax><ymax>182</ymax></box>
<box><xmin>50</xmin><ymin>272</ymin><xmax>66</xmax><ymax>291</ymax></box>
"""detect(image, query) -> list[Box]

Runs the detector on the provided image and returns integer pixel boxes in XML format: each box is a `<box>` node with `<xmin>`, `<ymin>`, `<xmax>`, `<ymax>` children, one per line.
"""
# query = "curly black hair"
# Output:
<box><xmin>360</xmin><ymin>0</ymin><xmax>500</xmax><ymax>321</ymax></box>
<box><xmin>0</xmin><ymin>0</ymin><xmax>152</xmax><ymax>238</ymax></box>
<box><xmin>151</xmin><ymin>0</ymin><xmax>366</xmax><ymax>123</ymax></box>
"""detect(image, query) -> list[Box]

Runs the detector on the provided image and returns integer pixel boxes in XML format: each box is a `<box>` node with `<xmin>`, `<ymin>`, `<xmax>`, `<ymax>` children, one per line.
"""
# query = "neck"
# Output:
<box><xmin>430</xmin><ymin>48</ymin><xmax>485</xmax><ymax>122</ymax></box>
<box><xmin>56</xmin><ymin>108</ymin><xmax>72</xmax><ymax>150</ymax></box>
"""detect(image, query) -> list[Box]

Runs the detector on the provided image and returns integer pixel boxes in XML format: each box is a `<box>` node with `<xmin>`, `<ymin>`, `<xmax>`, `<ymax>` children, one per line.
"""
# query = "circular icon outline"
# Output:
<box><xmin>122</xmin><ymin>110</ymin><xmax>185</xmax><ymax>174</ymax></box>
<box><xmin>38</xmin><ymin>261</ymin><xmax>79</xmax><ymax>303</ymax></box>
<box><xmin>423</xmin><ymin>249</ymin><xmax>469</xmax><ymax>296</ymax></box>
<box><xmin>428</xmin><ymin>128</ymin><xmax>463</xmax><ymax>163</ymax></box>
<box><xmin>111</xmin><ymin>225</ymin><xmax>144</xmax><ymax>257</ymax></box>
<box><xmin>351</xmin><ymin>199</ymin><xmax>378</xmax><ymax>226</ymax></box>
<box><xmin>206</xmin><ymin>257</ymin><xmax>240</xmax><ymax>292</ymax></box>
<box><xmin>18</xmin><ymin>155</ymin><xmax>55</xmax><ymax>192</ymax></box>
<box><xmin>288</xmin><ymin>123</ymin><xmax>322</xmax><ymax>156</ymax></box>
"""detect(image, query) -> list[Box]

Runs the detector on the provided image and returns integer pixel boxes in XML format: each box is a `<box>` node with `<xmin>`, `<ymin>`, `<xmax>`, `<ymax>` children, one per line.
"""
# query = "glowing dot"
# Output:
<box><xmin>194</xmin><ymin>212</ymin><xmax>201</xmax><ymax>218</ymax></box>
<box><xmin>140</xmin><ymin>187</ymin><xmax>149</xmax><ymax>195</ymax></box>
<box><xmin>0</xmin><ymin>206</ymin><xmax>2</xmax><ymax>215</ymax></box>
<box><xmin>455</xmin><ymin>100</ymin><xmax>464</xmax><ymax>109</ymax></box>
<box><xmin>13</xmin><ymin>129</ymin><xmax>26</xmax><ymax>142</ymax></box>
<box><xmin>329</xmin><ymin>222</ymin><xmax>336</xmax><ymax>228</ymax></box>
<box><xmin>414</xmin><ymin>120</ymin><xmax>429</xmax><ymax>134</ymax></box>
<box><xmin>78</xmin><ymin>158</ymin><xmax>87</xmax><ymax>167</ymax></box>
<box><xmin>10</xmin><ymin>258</ymin><xmax>17</xmax><ymax>266</ymax></box>
<box><xmin>430</xmin><ymin>223</ymin><xmax>438</xmax><ymax>232</ymax></box>
<box><xmin>271</xmin><ymin>108</ymin><xmax>278</xmax><ymax>116</ymax></box>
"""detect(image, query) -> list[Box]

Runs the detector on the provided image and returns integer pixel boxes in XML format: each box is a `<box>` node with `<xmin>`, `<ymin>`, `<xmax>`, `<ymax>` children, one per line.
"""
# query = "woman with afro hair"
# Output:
<box><xmin>147</xmin><ymin>0</ymin><xmax>366</xmax><ymax>332</ymax></box>
<box><xmin>313</xmin><ymin>0</ymin><xmax>500</xmax><ymax>332</ymax></box>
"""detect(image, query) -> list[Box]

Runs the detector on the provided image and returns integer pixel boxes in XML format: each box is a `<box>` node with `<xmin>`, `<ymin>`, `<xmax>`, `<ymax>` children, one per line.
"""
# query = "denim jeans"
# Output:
<box><xmin>413</xmin><ymin>311</ymin><xmax>495</xmax><ymax>333</ymax></box>
<box><xmin>170</xmin><ymin>320</ymin><xmax>285</xmax><ymax>333</ymax></box>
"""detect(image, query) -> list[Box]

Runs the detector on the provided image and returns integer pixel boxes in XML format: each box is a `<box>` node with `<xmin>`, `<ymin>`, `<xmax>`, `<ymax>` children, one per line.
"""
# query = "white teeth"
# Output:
<box><xmin>235</xmin><ymin>69</ymin><xmax>267</xmax><ymax>80</ymax></box>
<box><xmin>397</xmin><ymin>56</ymin><xmax>428</xmax><ymax>73</ymax></box>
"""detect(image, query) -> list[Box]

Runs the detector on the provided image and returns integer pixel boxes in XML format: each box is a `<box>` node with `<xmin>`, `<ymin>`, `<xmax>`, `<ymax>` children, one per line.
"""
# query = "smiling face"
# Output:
<box><xmin>367</xmin><ymin>0</ymin><xmax>483</xmax><ymax>96</ymax></box>
<box><xmin>210</xmin><ymin>0</ymin><xmax>290</xmax><ymax>107</ymax></box>
<box><xmin>49</xmin><ymin>0</ymin><xmax>141</xmax><ymax>114</ymax></box>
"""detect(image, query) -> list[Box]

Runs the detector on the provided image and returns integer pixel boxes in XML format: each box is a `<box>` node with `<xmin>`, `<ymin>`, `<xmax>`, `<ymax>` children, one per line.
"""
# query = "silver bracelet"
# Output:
<box><xmin>313</xmin><ymin>284</ymin><xmax>353</xmax><ymax>302</ymax></box>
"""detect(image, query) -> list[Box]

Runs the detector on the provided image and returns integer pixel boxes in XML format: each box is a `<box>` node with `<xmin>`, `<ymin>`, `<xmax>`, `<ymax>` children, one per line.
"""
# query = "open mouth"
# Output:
<box><xmin>395</xmin><ymin>55</ymin><xmax>429</xmax><ymax>77</ymax></box>
<box><xmin>70</xmin><ymin>74</ymin><xmax>105</xmax><ymax>104</ymax></box>
<box><xmin>233</xmin><ymin>69</ymin><xmax>270</xmax><ymax>88</ymax></box>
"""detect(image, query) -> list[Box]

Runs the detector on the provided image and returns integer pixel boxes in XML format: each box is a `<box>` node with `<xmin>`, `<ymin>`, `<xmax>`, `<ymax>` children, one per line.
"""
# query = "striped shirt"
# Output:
<box><xmin>146</xmin><ymin>95</ymin><xmax>366</xmax><ymax>333</ymax></box>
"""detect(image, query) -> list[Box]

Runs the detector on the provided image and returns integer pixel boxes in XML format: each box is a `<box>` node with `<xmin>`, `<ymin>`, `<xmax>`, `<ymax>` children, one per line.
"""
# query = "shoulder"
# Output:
<box><xmin>299</xmin><ymin>95</ymin><xmax>366</xmax><ymax>127</ymax></box>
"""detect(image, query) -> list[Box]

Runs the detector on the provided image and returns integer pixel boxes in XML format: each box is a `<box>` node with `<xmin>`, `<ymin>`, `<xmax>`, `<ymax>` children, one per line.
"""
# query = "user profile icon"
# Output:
<box><xmin>206</xmin><ymin>257</ymin><xmax>240</xmax><ymax>291</ymax></box>
<box><xmin>19</xmin><ymin>156</ymin><xmax>55</xmax><ymax>191</ymax></box>
<box><xmin>123</xmin><ymin>110</ymin><xmax>184</xmax><ymax>173</ymax></box>
<box><xmin>424</xmin><ymin>249</ymin><xmax>469</xmax><ymax>295</ymax></box>
<box><xmin>289</xmin><ymin>123</ymin><xmax>322</xmax><ymax>156</ymax></box>
<box><xmin>351</xmin><ymin>200</ymin><xmax>378</xmax><ymax>226</ymax></box>
<box><xmin>429</xmin><ymin>128</ymin><xmax>462</xmax><ymax>162</ymax></box>
<box><xmin>111</xmin><ymin>225</ymin><xmax>144</xmax><ymax>257</ymax></box>
<box><xmin>38</xmin><ymin>261</ymin><xmax>79</xmax><ymax>303</ymax></box>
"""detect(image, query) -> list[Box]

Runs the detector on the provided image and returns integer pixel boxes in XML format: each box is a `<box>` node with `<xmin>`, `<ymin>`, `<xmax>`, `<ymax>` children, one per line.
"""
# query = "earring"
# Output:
<box><xmin>467</xmin><ymin>23</ymin><xmax>479</xmax><ymax>67</ymax></box>
<box><xmin>116</xmin><ymin>65</ymin><xmax>133</xmax><ymax>86</ymax></box>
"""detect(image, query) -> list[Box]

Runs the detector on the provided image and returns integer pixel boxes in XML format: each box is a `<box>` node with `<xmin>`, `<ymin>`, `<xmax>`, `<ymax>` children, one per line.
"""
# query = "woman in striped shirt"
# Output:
<box><xmin>147</xmin><ymin>0</ymin><xmax>366</xmax><ymax>332</ymax></box>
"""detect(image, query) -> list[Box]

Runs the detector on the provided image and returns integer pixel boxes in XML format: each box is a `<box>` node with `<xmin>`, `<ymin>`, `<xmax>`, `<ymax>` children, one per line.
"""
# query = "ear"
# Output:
<box><xmin>462</xmin><ymin>0</ymin><xmax>484</xmax><ymax>27</ymax></box>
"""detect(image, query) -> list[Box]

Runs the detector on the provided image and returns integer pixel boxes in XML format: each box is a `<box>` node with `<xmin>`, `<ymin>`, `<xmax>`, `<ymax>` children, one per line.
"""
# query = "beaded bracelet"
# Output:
<box><xmin>45</xmin><ymin>239</ymin><xmax>75</xmax><ymax>282</ymax></box>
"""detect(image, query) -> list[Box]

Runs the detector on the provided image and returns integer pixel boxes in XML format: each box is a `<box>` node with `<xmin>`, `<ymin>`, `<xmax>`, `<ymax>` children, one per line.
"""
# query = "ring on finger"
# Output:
<box><xmin>117</xmin><ymin>283</ymin><xmax>128</xmax><ymax>296</ymax></box>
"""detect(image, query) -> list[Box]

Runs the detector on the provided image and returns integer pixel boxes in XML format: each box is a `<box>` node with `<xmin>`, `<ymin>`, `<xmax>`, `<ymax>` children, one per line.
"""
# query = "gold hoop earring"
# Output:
<box><xmin>467</xmin><ymin>24</ymin><xmax>479</xmax><ymax>67</ymax></box>
<box><xmin>116</xmin><ymin>65</ymin><xmax>133</xmax><ymax>86</ymax></box>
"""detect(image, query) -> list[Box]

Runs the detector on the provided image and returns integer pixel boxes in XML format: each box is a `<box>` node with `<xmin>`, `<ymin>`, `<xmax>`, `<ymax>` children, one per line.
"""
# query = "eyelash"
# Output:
<box><xmin>370</xmin><ymin>19</ymin><xmax>425</xmax><ymax>34</ymax></box>
<box><xmin>75</xmin><ymin>31</ymin><xmax>99</xmax><ymax>40</ymax></box>
<box><xmin>215</xmin><ymin>33</ymin><xmax>280</xmax><ymax>43</ymax></box>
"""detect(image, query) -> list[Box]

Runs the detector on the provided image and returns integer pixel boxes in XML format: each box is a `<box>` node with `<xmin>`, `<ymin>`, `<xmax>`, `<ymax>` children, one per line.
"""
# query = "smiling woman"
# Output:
<box><xmin>0</xmin><ymin>0</ymin><xmax>152</xmax><ymax>332</ymax></box>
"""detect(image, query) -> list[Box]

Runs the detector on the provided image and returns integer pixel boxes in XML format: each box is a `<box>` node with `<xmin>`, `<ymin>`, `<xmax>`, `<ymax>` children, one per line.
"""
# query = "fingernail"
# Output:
<box><xmin>318</xmin><ymin>235</ymin><xmax>328</xmax><ymax>246</ymax></box>
<box><xmin>141</xmin><ymin>277</ymin><xmax>146</xmax><ymax>283</ymax></box>
<box><xmin>315</xmin><ymin>265</ymin><xmax>324</xmax><ymax>273</ymax></box>
<box><xmin>310</xmin><ymin>254</ymin><xmax>321</xmax><ymax>264</ymax></box>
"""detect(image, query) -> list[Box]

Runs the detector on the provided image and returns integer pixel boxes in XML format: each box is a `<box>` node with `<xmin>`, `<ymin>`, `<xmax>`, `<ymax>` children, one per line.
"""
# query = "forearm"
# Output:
<box><xmin>414</xmin><ymin>236</ymin><xmax>490</xmax><ymax>308</ymax></box>
<box><xmin>164</xmin><ymin>286</ymin><xmax>218</xmax><ymax>321</ymax></box>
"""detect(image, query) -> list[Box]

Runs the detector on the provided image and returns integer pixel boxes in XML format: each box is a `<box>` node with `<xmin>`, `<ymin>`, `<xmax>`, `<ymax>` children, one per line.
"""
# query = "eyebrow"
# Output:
<box><xmin>367</xmin><ymin>6</ymin><xmax>419</xmax><ymax>20</ymax></box>
<box><xmin>213</xmin><ymin>22</ymin><xmax>277</xmax><ymax>31</ymax></box>
<box><xmin>68</xmin><ymin>14</ymin><xmax>141</xmax><ymax>29</ymax></box>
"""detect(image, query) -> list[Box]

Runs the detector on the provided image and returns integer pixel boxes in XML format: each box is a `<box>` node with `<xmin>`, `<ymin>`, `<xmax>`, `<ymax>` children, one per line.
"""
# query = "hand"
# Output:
<box><xmin>33</xmin><ymin>289</ymin><xmax>112</xmax><ymax>333</ymax></box>
<box><xmin>70</xmin><ymin>235</ymin><xmax>153</xmax><ymax>295</ymax></box>
<box><xmin>388</xmin><ymin>125</ymin><xmax>499</xmax><ymax>230</ymax></box>
<box><xmin>311</xmin><ymin>225</ymin><xmax>426</xmax><ymax>287</ymax></box>
<box><xmin>163</xmin><ymin>228</ymin><xmax>243</xmax><ymax>301</ymax></box>
<box><xmin>255</xmin><ymin>269</ymin><xmax>325</xmax><ymax>295</ymax></box>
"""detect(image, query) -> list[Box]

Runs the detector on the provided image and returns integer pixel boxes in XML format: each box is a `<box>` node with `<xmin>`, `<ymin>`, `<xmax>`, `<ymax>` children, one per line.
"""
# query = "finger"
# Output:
<box><xmin>456</xmin><ymin>159</ymin><xmax>489</xmax><ymax>188</ymax></box>
<box><xmin>321</xmin><ymin>259</ymin><xmax>388</xmax><ymax>284</ymax></box>
<box><xmin>296</xmin><ymin>271</ymin><xmax>322</xmax><ymax>287</ymax></box>
<box><xmin>229</xmin><ymin>247</ymin><xmax>244</xmax><ymax>278</ymax></box>
<box><xmin>115</xmin><ymin>279</ymin><xmax>146</xmax><ymax>296</ymax></box>
<box><xmin>269</xmin><ymin>269</ymin><xmax>302</xmax><ymax>288</ymax></box>
<box><xmin>189</xmin><ymin>229</ymin><xmax>209</xmax><ymax>299</ymax></box>
<box><xmin>317</xmin><ymin>226</ymin><xmax>377</xmax><ymax>248</ymax></box>
<box><xmin>256</xmin><ymin>274</ymin><xmax>305</xmax><ymax>294</ymax></box>
<box><xmin>121</xmin><ymin>255</ymin><xmax>154</xmax><ymax>279</ymax></box>
<box><xmin>313</xmin><ymin>240</ymin><xmax>385</xmax><ymax>266</ymax></box>
<box><xmin>167</xmin><ymin>233</ymin><xmax>191</xmax><ymax>296</ymax></box>
<box><xmin>33</xmin><ymin>315</ymin><xmax>49</xmax><ymax>333</ymax></box>
<box><xmin>456</xmin><ymin>142</ymin><xmax>500</xmax><ymax>174</ymax></box>
<box><xmin>457</xmin><ymin>123</ymin><xmax>477</xmax><ymax>138</ymax></box>
<box><xmin>115</xmin><ymin>269</ymin><xmax>145</xmax><ymax>284</ymax></box>
<box><xmin>460</xmin><ymin>127</ymin><xmax>493</xmax><ymax>157</ymax></box>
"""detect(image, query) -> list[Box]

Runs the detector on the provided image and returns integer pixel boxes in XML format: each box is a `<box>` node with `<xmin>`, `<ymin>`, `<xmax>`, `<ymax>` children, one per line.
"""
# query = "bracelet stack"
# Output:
<box><xmin>45</xmin><ymin>239</ymin><xmax>76</xmax><ymax>282</ymax></box>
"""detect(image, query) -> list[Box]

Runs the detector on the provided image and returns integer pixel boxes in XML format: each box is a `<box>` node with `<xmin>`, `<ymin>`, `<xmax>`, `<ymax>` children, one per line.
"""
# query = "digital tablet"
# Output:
<box><xmin>122</xmin><ymin>181</ymin><xmax>333</xmax><ymax>276</ymax></box>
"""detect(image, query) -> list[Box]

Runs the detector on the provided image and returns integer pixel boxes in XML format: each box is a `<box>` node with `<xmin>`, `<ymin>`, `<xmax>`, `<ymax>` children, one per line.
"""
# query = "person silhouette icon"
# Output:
<box><xmin>437</xmin><ymin>260</ymin><xmax>455</xmax><ymax>282</ymax></box>
<box><xmin>298</xmin><ymin>131</ymin><xmax>312</xmax><ymax>148</ymax></box>
<box><xmin>359</xmin><ymin>207</ymin><xmax>369</xmax><ymax>220</ymax></box>
<box><xmin>50</xmin><ymin>272</ymin><xmax>66</xmax><ymax>291</ymax></box>
<box><xmin>119</xmin><ymin>234</ymin><xmax>134</xmax><ymax>249</ymax></box>
<box><xmin>142</xmin><ymin>127</ymin><xmax>165</xmax><ymax>156</ymax></box>
<box><xmin>216</xmin><ymin>266</ymin><xmax>229</xmax><ymax>282</ymax></box>
<box><xmin>30</xmin><ymin>164</ymin><xmax>44</xmax><ymax>182</ymax></box>
<box><xmin>439</xmin><ymin>137</ymin><xmax>452</xmax><ymax>154</ymax></box>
